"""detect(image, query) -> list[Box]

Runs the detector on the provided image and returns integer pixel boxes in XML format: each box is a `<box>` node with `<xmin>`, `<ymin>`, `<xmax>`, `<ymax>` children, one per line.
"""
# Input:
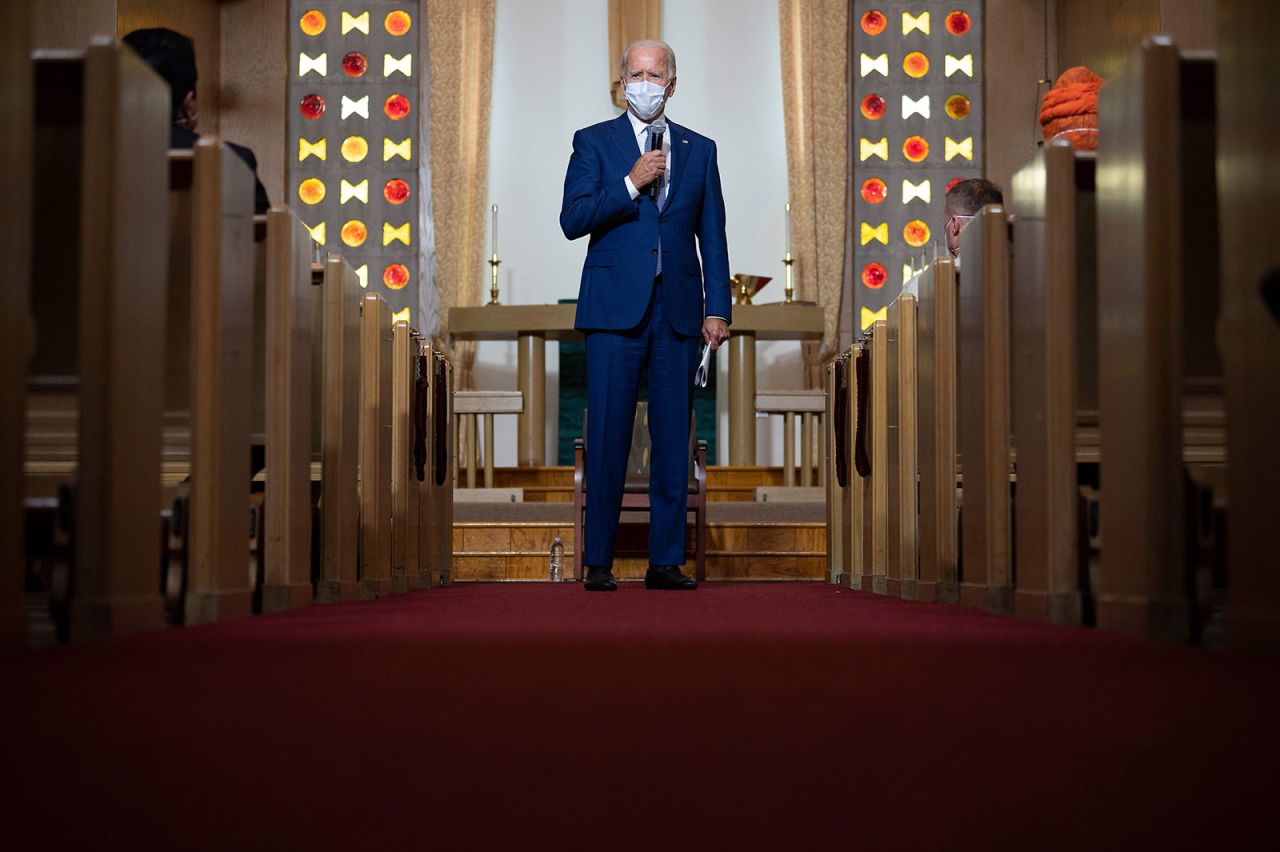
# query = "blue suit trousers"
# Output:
<box><xmin>583</xmin><ymin>278</ymin><xmax>701</xmax><ymax>569</ymax></box>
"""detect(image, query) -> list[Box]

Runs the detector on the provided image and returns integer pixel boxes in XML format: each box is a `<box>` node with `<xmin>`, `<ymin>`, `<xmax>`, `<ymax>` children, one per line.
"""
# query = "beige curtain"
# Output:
<box><xmin>608</xmin><ymin>0</ymin><xmax>663</xmax><ymax>108</ymax></box>
<box><xmin>428</xmin><ymin>0</ymin><xmax>495</xmax><ymax>389</ymax></box>
<box><xmin>778</xmin><ymin>0</ymin><xmax>849</xmax><ymax>379</ymax></box>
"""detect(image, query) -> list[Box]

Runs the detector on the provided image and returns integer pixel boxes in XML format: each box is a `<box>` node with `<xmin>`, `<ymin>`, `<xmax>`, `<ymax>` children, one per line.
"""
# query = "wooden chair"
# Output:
<box><xmin>453</xmin><ymin>390</ymin><xmax>524</xmax><ymax>489</ymax></box>
<box><xmin>754</xmin><ymin>390</ymin><xmax>825</xmax><ymax>487</ymax></box>
<box><xmin>572</xmin><ymin>403</ymin><xmax>708</xmax><ymax>583</ymax></box>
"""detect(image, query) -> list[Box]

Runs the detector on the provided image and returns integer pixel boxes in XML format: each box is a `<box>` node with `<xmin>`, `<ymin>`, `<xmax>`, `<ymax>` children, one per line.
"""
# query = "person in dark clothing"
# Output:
<box><xmin>122</xmin><ymin>27</ymin><xmax>271</xmax><ymax>214</ymax></box>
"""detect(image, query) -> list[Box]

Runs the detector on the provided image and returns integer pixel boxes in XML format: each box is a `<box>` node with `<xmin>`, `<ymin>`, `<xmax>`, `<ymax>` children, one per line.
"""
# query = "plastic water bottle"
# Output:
<box><xmin>549</xmin><ymin>537</ymin><xmax>564</xmax><ymax>583</ymax></box>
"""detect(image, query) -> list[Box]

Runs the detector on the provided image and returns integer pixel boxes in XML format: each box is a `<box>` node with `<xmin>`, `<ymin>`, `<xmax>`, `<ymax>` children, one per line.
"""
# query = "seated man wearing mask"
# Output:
<box><xmin>123</xmin><ymin>27</ymin><xmax>271</xmax><ymax>214</ymax></box>
<box><xmin>942</xmin><ymin>178</ymin><xmax>1003</xmax><ymax>259</ymax></box>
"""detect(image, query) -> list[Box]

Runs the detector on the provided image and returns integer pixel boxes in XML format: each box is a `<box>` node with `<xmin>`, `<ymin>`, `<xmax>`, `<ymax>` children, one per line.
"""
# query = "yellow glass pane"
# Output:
<box><xmin>383</xmin><ymin>222</ymin><xmax>410</xmax><ymax>247</ymax></box>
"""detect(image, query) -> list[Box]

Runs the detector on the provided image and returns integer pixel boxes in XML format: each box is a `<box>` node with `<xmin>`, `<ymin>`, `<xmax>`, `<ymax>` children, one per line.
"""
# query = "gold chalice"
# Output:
<box><xmin>731</xmin><ymin>274</ymin><xmax>772</xmax><ymax>305</ymax></box>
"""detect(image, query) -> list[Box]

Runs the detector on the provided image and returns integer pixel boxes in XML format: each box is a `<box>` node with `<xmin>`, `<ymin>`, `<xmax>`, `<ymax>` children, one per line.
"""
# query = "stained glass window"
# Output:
<box><xmin>851</xmin><ymin>1</ymin><xmax>983</xmax><ymax>328</ymax></box>
<box><xmin>289</xmin><ymin>2</ymin><xmax>421</xmax><ymax>317</ymax></box>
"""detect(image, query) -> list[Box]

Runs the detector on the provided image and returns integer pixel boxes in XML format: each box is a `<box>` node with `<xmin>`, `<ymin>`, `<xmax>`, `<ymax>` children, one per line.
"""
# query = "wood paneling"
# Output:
<box><xmin>220</xmin><ymin>0</ymin><xmax>286</xmax><ymax>209</ymax></box>
<box><xmin>985</xmin><ymin>0</ymin><xmax>1050</xmax><ymax>200</ymax></box>
<box><xmin>33</xmin><ymin>0</ymin><xmax>115</xmax><ymax>50</ymax></box>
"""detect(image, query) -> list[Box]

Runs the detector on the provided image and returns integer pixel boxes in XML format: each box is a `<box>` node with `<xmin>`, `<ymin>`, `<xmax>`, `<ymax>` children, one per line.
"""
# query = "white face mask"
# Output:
<box><xmin>624</xmin><ymin>80</ymin><xmax>668</xmax><ymax>121</ymax></box>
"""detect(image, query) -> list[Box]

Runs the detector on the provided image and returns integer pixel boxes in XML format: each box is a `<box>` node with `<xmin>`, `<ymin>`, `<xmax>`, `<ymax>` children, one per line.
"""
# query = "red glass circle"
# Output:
<box><xmin>860</xmin><ymin>10</ymin><xmax>887</xmax><ymax>36</ymax></box>
<box><xmin>383</xmin><ymin>263</ymin><xmax>410</xmax><ymax>290</ymax></box>
<box><xmin>299</xmin><ymin>93</ymin><xmax>325</xmax><ymax>119</ymax></box>
<box><xmin>384</xmin><ymin>179</ymin><xmax>411</xmax><ymax>205</ymax></box>
<box><xmin>384</xmin><ymin>94</ymin><xmax>411</xmax><ymax>120</ymax></box>
<box><xmin>903</xmin><ymin>135</ymin><xmax>929</xmax><ymax>162</ymax></box>
<box><xmin>862</xmin><ymin>263</ymin><xmax>887</xmax><ymax>289</ymax></box>
<box><xmin>946</xmin><ymin>11</ymin><xmax>972</xmax><ymax>36</ymax></box>
<box><xmin>342</xmin><ymin>52</ymin><xmax>368</xmax><ymax>77</ymax></box>
<box><xmin>861</xmin><ymin>178</ymin><xmax>887</xmax><ymax>205</ymax></box>
<box><xmin>860</xmin><ymin>93</ymin><xmax>886</xmax><ymax>120</ymax></box>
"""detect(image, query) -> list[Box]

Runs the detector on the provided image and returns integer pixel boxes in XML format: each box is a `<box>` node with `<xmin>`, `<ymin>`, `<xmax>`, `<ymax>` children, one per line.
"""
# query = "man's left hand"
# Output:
<box><xmin>702</xmin><ymin>317</ymin><xmax>729</xmax><ymax>351</ymax></box>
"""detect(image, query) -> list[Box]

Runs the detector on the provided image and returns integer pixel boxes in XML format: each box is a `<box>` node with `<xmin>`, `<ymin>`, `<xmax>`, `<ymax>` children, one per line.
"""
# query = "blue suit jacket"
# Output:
<box><xmin>559</xmin><ymin>113</ymin><xmax>731</xmax><ymax>336</ymax></box>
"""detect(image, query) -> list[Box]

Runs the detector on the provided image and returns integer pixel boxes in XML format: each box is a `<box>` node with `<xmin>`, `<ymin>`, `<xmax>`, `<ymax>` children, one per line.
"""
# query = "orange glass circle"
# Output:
<box><xmin>946</xmin><ymin>10</ymin><xmax>972</xmax><ymax>36</ymax></box>
<box><xmin>903</xmin><ymin>135</ymin><xmax>929</xmax><ymax>163</ymax></box>
<box><xmin>862</xmin><ymin>263</ymin><xmax>887</xmax><ymax>289</ymax></box>
<box><xmin>860</xmin><ymin>93</ymin><xmax>886</xmax><ymax>120</ymax></box>
<box><xmin>861</xmin><ymin>178</ymin><xmax>887</xmax><ymax>205</ymax></box>
<box><xmin>300</xmin><ymin>10</ymin><xmax>326</xmax><ymax>36</ymax></box>
<box><xmin>383</xmin><ymin>263</ymin><xmax>410</xmax><ymax>290</ymax></box>
<box><xmin>298</xmin><ymin>178</ymin><xmax>325</xmax><ymax>205</ymax></box>
<box><xmin>384</xmin><ymin>94</ymin><xmax>411</xmax><ymax>120</ymax></box>
<box><xmin>341</xmin><ymin>136</ymin><xmax>369</xmax><ymax>163</ymax></box>
<box><xmin>904</xmin><ymin>220</ymin><xmax>931</xmax><ymax>247</ymax></box>
<box><xmin>340</xmin><ymin>220</ymin><xmax>367</xmax><ymax>248</ymax></box>
<box><xmin>903</xmin><ymin>52</ymin><xmax>929</xmax><ymax>78</ymax></box>
<box><xmin>383</xmin><ymin>179</ymin><xmax>411</xmax><ymax>205</ymax></box>
<box><xmin>385</xmin><ymin>10</ymin><xmax>412</xmax><ymax>36</ymax></box>
<box><xmin>945</xmin><ymin>94</ymin><xmax>971</xmax><ymax>119</ymax></box>
<box><xmin>860</xmin><ymin>9</ymin><xmax>887</xmax><ymax>36</ymax></box>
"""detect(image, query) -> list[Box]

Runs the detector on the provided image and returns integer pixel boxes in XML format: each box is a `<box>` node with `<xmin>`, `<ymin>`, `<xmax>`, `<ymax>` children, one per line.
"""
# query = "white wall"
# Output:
<box><xmin>481</xmin><ymin>0</ymin><xmax>802</xmax><ymax>466</ymax></box>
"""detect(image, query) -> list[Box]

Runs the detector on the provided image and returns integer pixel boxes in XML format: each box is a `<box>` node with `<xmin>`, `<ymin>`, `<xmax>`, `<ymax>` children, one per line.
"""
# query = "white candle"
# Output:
<box><xmin>491</xmin><ymin>203</ymin><xmax>498</xmax><ymax>256</ymax></box>
<box><xmin>784</xmin><ymin>201</ymin><xmax>791</xmax><ymax>256</ymax></box>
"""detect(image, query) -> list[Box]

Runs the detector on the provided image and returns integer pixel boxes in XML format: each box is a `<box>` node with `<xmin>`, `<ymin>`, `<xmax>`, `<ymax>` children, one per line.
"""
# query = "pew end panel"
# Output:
<box><xmin>317</xmin><ymin>255</ymin><xmax>363</xmax><ymax>603</ymax></box>
<box><xmin>184</xmin><ymin>138</ymin><xmax>258</xmax><ymax>626</ymax></box>
<box><xmin>957</xmin><ymin>205</ymin><xmax>1013</xmax><ymax>615</ymax></box>
<box><xmin>262</xmin><ymin>207</ymin><xmax>316</xmax><ymax>612</ymax></box>
<box><xmin>917</xmin><ymin>257</ymin><xmax>959</xmax><ymax>604</ymax></box>
<box><xmin>358</xmin><ymin>292</ymin><xmax>395</xmax><ymax>599</ymax></box>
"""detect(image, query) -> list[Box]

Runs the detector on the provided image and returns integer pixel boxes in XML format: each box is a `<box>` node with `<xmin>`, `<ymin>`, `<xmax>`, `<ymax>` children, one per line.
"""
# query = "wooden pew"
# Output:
<box><xmin>844</xmin><ymin>342</ymin><xmax>867</xmax><ymax>589</ymax></box>
<box><xmin>1</xmin><ymin>0</ymin><xmax>34</xmax><ymax>644</ymax></box>
<box><xmin>916</xmin><ymin>257</ymin><xmax>959</xmax><ymax>604</ymax></box>
<box><xmin>1010</xmin><ymin>140</ymin><xmax>1092</xmax><ymax>624</ymax></box>
<box><xmin>1095</xmin><ymin>37</ymin><xmax>1220</xmax><ymax>639</ymax></box>
<box><xmin>824</xmin><ymin>353</ymin><xmax>852</xmax><ymax>584</ymax></box>
<box><xmin>1217</xmin><ymin>0</ymin><xmax>1280</xmax><ymax>649</ymax></box>
<box><xmin>316</xmin><ymin>255</ymin><xmax>363</xmax><ymax>603</ymax></box>
<box><xmin>429</xmin><ymin>347</ymin><xmax>455</xmax><ymax>585</ymax></box>
<box><xmin>885</xmin><ymin>295</ymin><xmax>919</xmax><ymax>599</ymax></box>
<box><xmin>416</xmin><ymin>338</ymin><xmax>438</xmax><ymax>589</ymax></box>
<box><xmin>392</xmin><ymin>320</ymin><xmax>423</xmax><ymax>594</ymax></box>
<box><xmin>261</xmin><ymin>208</ymin><xmax>316</xmax><ymax>612</ymax></box>
<box><xmin>177</xmin><ymin>138</ymin><xmax>257</xmax><ymax>625</ymax></box>
<box><xmin>957</xmin><ymin>205</ymin><xmax>1013</xmax><ymax>613</ymax></box>
<box><xmin>858</xmin><ymin>322</ymin><xmax>888</xmax><ymax>594</ymax></box>
<box><xmin>24</xmin><ymin>41</ymin><xmax>172</xmax><ymax>640</ymax></box>
<box><xmin>359</xmin><ymin>292</ymin><xmax>394</xmax><ymax>598</ymax></box>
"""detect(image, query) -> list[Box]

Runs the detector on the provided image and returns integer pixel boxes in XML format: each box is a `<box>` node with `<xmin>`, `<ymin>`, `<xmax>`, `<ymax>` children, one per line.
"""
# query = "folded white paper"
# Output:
<box><xmin>694</xmin><ymin>343</ymin><xmax>712</xmax><ymax>388</ymax></box>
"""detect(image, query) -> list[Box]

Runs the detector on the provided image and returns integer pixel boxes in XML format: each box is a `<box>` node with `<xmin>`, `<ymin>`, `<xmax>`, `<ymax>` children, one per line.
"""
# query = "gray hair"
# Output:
<box><xmin>619</xmin><ymin>39</ymin><xmax>677</xmax><ymax>79</ymax></box>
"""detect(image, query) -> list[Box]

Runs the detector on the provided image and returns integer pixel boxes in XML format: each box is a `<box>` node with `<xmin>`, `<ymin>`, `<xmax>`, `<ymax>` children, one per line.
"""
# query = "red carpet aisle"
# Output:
<box><xmin>4</xmin><ymin>584</ymin><xmax>1278</xmax><ymax>850</ymax></box>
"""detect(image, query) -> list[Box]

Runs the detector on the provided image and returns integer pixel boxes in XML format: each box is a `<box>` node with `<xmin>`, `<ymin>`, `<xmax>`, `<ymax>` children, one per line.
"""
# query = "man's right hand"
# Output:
<box><xmin>628</xmin><ymin>150</ymin><xmax>667</xmax><ymax>191</ymax></box>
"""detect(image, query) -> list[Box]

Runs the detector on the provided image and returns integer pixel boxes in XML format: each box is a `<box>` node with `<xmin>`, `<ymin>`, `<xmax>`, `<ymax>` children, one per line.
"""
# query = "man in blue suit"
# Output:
<box><xmin>560</xmin><ymin>40</ymin><xmax>731</xmax><ymax>591</ymax></box>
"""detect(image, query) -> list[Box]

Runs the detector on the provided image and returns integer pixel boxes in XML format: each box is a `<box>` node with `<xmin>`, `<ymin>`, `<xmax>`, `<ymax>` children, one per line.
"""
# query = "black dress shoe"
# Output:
<box><xmin>584</xmin><ymin>567</ymin><xmax>617</xmax><ymax>591</ymax></box>
<box><xmin>645</xmin><ymin>565</ymin><xmax>698</xmax><ymax>590</ymax></box>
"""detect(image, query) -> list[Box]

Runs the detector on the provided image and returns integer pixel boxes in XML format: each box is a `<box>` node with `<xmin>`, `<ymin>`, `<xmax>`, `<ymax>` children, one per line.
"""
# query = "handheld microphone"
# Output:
<box><xmin>648</xmin><ymin>119</ymin><xmax>667</xmax><ymax>200</ymax></box>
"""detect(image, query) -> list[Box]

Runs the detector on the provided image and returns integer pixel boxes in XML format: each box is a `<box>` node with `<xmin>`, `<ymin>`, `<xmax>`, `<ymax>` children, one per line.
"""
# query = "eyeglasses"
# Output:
<box><xmin>946</xmin><ymin>214</ymin><xmax>975</xmax><ymax>233</ymax></box>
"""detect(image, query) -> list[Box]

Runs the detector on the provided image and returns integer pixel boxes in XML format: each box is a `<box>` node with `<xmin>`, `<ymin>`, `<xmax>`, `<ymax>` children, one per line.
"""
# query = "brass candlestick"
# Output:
<box><xmin>782</xmin><ymin>253</ymin><xmax>795</xmax><ymax>304</ymax></box>
<box><xmin>487</xmin><ymin>254</ymin><xmax>501</xmax><ymax>306</ymax></box>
